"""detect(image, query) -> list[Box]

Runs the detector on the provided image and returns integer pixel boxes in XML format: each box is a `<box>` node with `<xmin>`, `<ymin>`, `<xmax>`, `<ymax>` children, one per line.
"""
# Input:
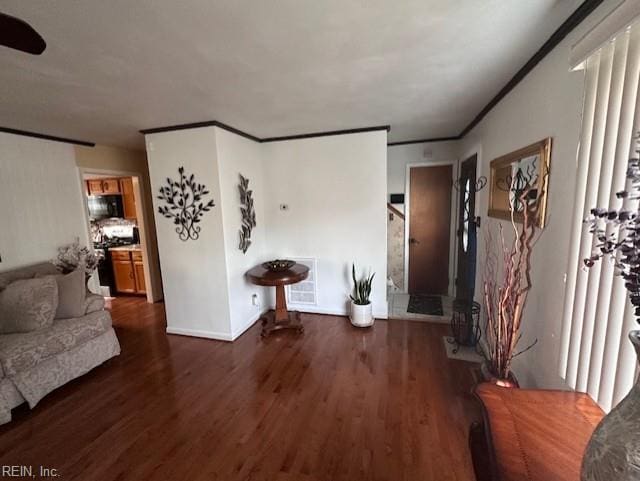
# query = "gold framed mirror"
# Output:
<box><xmin>488</xmin><ymin>138</ymin><xmax>551</xmax><ymax>227</ymax></box>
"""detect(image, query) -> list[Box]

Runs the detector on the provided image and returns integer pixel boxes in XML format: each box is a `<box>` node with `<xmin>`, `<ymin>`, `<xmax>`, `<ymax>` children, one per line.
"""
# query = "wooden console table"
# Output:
<box><xmin>246</xmin><ymin>263</ymin><xmax>309</xmax><ymax>337</ymax></box>
<box><xmin>470</xmin><ymin>383</ymin><xmax>604</xmax><ymax>481</ymax></box>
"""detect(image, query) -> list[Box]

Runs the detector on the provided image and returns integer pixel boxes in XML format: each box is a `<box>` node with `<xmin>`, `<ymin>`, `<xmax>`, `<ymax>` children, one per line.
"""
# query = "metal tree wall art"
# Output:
<box><xmin>238</xmin><ymin>174</ymin><xmax>256</xmax><ymax>253</ymax></box>
<box><xmin>157</xmin><ymin>166</ymin><xmax>215</xmax><ymax>241</ymax></box>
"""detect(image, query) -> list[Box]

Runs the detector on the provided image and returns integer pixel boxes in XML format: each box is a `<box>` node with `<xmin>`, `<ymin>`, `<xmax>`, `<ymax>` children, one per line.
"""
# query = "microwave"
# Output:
<box><xmin>87</xmin><ymin>195</ymin><xmax>124</xmax><ymax>220</ymax></box>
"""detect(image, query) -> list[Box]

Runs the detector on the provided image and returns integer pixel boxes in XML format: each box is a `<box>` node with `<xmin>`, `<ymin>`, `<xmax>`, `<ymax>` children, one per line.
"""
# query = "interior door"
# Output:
<box><xmin>455</xmin><ymin>155</ymin><xmax>478</xmax><ymax>301</ymax></box>
<box><xmin>408</xmin><ymin>164</ymin><xmax>452</xmax><ymax>295</ymax></box>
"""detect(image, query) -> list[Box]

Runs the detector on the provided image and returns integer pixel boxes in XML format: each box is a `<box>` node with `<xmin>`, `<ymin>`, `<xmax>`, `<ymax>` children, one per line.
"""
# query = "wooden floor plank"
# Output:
<box><xmin>0</xmin><ymin>297</ymin><xmax>480</xmax><ymax>481</ymax></box>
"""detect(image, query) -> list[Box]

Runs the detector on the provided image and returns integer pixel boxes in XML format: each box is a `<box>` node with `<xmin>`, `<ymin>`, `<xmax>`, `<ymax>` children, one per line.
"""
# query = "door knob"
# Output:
<box><xmin>409</xmin><ymin>237</ymin><xmax>420</xmax><ymax>245</ymax></box>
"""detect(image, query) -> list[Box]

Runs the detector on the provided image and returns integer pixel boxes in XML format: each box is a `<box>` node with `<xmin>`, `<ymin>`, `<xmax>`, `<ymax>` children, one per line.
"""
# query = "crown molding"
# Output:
<box><xmin>0</xmin><ymin>126</ymin><xmax>95</xmax><ymax>147</ymax></box>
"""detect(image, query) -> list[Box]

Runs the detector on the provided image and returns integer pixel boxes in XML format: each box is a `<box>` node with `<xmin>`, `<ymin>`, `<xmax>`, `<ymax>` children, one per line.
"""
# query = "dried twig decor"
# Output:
<box><xmin>483</xmin><ymin>183</ymin><xmax>543</xmax><ymax>380</ymax></box>
<box><xmin>157</xmin><ymin>166</ymin><xmax>215</xmax><ymax>242</ymax></box>
<box><xmin>238</xmin><ymin>174</ymin><xmax>256</xmax><ymax>253</ymax></box>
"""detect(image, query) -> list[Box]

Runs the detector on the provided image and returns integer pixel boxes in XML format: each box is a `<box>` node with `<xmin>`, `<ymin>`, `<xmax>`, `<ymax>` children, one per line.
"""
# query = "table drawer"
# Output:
<box><xmin>110</xmin><ymin>250</ymin><xmax>131</xmax><ymax>261</ymax></box>
<box><xmin>131</xmin><ymin>250</ymin><xmax>143</xmax><ymax>262</ymax></box>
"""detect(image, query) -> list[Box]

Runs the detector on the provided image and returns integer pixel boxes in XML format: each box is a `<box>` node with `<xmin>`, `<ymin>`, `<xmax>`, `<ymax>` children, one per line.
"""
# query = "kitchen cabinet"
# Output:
<box><xmin>134</xmin><ymin>261</ymin><xmax>146</xmax><ymax>294</ymax></box>
<box><xmin>111</xmin><ymin>249</ymin><xmax>145</xmax><ymax>295</ymax></box>
<box><xmin>87</xmin><ymin>179</ymin><xmax>105</xmax><ymax>195</ymax></box>
<box><xmin>87</xmin><ymin>178</ymin><xmax>121</xmax><ymax>195</ymax></box>
<box><xmin>120</xmin><ymin>177</ymin><xmax>137</xmax><ymax>220</ymax></box>
<box><xmin>113</xmin><ymin>259</ymin><xmax>136</xmax><ymax>293</ymax></box>
<box><xmin>102</xmin><ymin>178</ymin><xmax>120</xmax><ymax>194</ymax></box>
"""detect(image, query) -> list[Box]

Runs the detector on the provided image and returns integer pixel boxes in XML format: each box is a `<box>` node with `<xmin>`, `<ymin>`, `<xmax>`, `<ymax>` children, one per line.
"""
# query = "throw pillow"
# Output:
<box><xmin>51</xmin><ymin>269</ymin><xmax>87</xmax><ymax>319</ymax></box>
<box><xmin>0</xmin><ymin>277</ymin><xmax>58</xmax><ymax>333</ymax></box>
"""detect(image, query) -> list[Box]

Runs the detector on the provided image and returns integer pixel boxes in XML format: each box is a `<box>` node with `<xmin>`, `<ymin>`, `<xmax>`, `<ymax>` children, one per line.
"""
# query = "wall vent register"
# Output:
<box><xmin>286</xmin><ymin>258</ymin><xmax>317</xmax><ymax>305</ymax></box>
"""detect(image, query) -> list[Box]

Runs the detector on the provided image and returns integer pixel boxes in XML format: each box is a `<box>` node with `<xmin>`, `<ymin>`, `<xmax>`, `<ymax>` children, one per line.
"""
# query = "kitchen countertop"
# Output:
<box><xmin>108</xmin><ymin>244</ymin><xmax>142</xmax><ymax>252</ymax></box>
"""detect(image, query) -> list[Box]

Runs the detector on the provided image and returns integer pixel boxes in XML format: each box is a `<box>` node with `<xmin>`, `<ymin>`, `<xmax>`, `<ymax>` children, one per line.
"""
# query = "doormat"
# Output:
<box><xmin>407</xmin><ymin>295</ymin><xmax>444</xmax><ymax>316</ymax></box>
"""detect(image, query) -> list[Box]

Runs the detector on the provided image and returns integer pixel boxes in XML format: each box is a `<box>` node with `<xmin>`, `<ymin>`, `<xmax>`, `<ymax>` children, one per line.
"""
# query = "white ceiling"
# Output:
<box><xmin>0</xmin><ymin>0</ymin><xmax>581</xmax><ymax>148</ymax></box>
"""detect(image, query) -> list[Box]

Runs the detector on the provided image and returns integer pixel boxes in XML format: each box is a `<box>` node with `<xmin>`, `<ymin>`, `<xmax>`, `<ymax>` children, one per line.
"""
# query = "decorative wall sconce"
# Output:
<box><xmin>238</xmin><ymin>174</ymin><xmax>256</xmax><ymax>253</ymax></box>
<box><xmin>453</xmin><ymin>176</ymin><xmax>487</xmax><ymax>193</ymax></box>
<box><xmin>157</xmin><ymin>166</ymin><xmax>215</xmax><ymax>242</ymax></box>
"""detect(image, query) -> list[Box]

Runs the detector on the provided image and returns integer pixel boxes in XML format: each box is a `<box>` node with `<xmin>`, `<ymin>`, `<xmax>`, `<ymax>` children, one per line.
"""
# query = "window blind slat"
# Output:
<box><xmin>567</xmin><ymin>45</ymin><xmax>615</xmax><ymax>389</ymax></box>
<box><xmin>587</xmin><ymin>31</ymin><xmax>635</xmax><ymax>400</ymax></box>
<box><xmin>560</xmin><ymin>56</ymin><xmax>601</xmax><ymax>378</ymax></box>
<box><xmin>561</xmin><ymin>20</ymin><xmax>640</xmax><ymax>412</ymax></box>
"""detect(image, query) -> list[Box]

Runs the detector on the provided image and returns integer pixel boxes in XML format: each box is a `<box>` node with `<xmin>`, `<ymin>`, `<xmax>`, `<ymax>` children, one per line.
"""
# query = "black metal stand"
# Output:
<box><xmin>448</xmin><ymin>299</ymin><xmax>481</xmax><ymax>354</ymax></box>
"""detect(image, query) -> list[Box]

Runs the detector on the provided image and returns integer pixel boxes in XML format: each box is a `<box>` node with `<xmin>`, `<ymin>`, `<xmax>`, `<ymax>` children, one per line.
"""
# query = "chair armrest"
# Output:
<box><xmin>84</xmin><ymin>293</ymin><xmax>105</xmax><ymax>314</ymax></box>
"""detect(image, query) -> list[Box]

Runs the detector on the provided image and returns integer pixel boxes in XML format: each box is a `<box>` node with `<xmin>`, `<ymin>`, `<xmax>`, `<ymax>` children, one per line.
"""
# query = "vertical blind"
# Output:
<box><xmin>559</xmin><ymin>18</ymin><xmax>640</xmax><ymax>412</ymax></box>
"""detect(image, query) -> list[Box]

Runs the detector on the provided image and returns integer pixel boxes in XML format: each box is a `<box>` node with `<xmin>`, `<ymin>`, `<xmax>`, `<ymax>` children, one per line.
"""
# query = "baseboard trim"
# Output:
<box><xmin>285</xmin><ymin>305</ymin><xmax>389</xmax><ymax>320</ymax></box>
<box><xmin>166</xmin><ymin>326</ymin><xmax>233</xmax><ymax>342</ymax></box>
<box><xmin>231</xmin><ymin>310</ymin><xmax>263</xmax><ymax>340</ymax></box>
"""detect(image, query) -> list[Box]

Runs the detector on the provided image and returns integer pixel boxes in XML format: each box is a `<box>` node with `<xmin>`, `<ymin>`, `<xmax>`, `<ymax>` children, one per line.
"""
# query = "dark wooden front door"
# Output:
<box><xmin>408</xmin><ymin>164</ymin><xmax>452</xmax><ymax>295</ymax></box>
<box><xmin>455</xmin><ymin>155</ymin><xmax>478</xmax><ymax>301</ymax></box>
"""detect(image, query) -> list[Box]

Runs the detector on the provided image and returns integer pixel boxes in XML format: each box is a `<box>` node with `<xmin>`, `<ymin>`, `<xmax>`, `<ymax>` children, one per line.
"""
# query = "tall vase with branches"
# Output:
<box><xmin>482</xmin><ymin>184</ymin><xmax>543</xmax><ymax>385</ymax></box>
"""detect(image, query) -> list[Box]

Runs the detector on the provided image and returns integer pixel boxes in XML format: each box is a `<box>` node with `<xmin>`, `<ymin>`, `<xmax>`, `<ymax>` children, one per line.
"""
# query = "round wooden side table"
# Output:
<box><xmin>246</xmin><ymin>263</ymin><xmax>309</xmax><ymax>337</ymax></box>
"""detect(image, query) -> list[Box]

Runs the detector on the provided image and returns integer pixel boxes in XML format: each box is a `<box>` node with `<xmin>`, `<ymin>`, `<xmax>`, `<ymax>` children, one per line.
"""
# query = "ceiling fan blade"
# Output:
<box><xmin>0</xmin><ymin>12</ymin><xmax>46</xmax><ymax>55</ymax></box>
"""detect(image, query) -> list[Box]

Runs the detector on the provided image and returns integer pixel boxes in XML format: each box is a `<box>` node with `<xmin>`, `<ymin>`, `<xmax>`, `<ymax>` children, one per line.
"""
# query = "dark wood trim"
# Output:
<box><xmin>387</xmin><ymin>203</ymin><xmax>405</xmax><ymax>220</ymax></box>
<box><xmin>0</xmin><ymin>127</ymin><xmax>95</xmax><ymax>147</ymax></box>
<box><xmin>387</xmin><ymin>136</ymin><xmax>460</xmax><ymax>146</ymax></box>
<box><xmin>140</xmin><ymin>120</ymin><xmax>261</xmax><ymax>142</ymax></box>
<box><xmin>459</xmin><ymin>0</ymin><xmax>605</xmax><ymax>138</ymax></box>
<box><xmin>141</xmin><ymin>121</ymin><xmax>389</xmax><ymax>143</ymax></box>
<box><xmin>260</xmin><ymin>125</ymin><xmax>390</xmax><ymax>143</ymax></box>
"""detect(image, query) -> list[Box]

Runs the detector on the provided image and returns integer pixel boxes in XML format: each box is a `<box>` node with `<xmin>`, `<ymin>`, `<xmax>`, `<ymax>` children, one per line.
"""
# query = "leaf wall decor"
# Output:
<box><xmin>157</xmin><ymin>166</ymin><xmax>215</xmax><ymax>241</ymax></box>
<box><xmin>238</xmin><ymin>173</ymin><xmax>256</xmax><ymax>253</ymax></box>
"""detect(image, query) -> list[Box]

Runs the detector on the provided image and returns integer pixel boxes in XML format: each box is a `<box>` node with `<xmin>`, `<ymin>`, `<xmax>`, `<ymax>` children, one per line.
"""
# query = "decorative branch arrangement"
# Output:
<box><xmin>585</xmin><ymin>135</ymin><xmax>640</xmax><ymax>321</ymax></box>
<box><xmin>238</xmin><ymin>174</ymin><xmax>256</xmax><ymax>253</ymax></box>
<box><xmin>54</xmin><ymin>238</ymin><xmax>102</xmax><ymax>281</ymax></box>
<box><xmin>157</xmin><ymin>166</ymin><xmax>215</xmax><ymax>242</ymax></box>
<box><xmin>483</xmin><ymin>182</ymin><xmax>543</xmax><ymax>381</ymax></box>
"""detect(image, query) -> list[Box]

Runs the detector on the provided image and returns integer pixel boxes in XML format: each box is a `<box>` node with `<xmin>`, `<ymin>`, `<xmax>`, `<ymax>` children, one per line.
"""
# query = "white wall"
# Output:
<box><xmin>459</xmin><ymin>0</ymin><xmax>617</xmax><ymax>389</ymax></box>
<box><xmin>0</xmin><ymin>133</ymin><xmax>89</xmax><ymax>271</ymax></box>
<box><xmin>387</xmin><ymin>140</ymin><xmax>459</xmax><ymax>207</ymax></box>
<box><xmin>214</xmin><ymin>127</ymin><xmax>268</xmax><ymax>338</ymax></box>
<box><xmin>146</xmin><ymin>127</ymin><xmax>389</xmax><ymax>339</ymax></box>
<box><xmin>145</xmin><ymin>127</ymin><xmax>233</xmax><ymax>339</ymax></box>
<box><xmin>263</xmin><ymin>132</ymin><xmax>388</xmax><ymax>318</ymax></box>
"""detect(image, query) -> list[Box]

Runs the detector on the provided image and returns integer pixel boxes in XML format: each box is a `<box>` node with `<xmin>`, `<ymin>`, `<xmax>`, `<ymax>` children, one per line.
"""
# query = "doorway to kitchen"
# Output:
<box><xmin>78</xmin><ymin>169</ymin><xmax>160</xmax><ymax>304</ymax></box>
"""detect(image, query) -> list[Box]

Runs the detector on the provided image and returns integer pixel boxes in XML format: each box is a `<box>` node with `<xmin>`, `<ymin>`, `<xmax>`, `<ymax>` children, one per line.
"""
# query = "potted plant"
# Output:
<box><xmin>581</xmin><ymin>138</ymin><xmax>640</xmax><ymax>481</ymax></box>
<box><xmin>481</xmin><ymin>184</ymin><xmax>542</xmax><ymax>387</ymax></box>
<box><xmin>350</xmin><ymin>264</ymin><xmax>375</xmax><ymax>327</ymax></box>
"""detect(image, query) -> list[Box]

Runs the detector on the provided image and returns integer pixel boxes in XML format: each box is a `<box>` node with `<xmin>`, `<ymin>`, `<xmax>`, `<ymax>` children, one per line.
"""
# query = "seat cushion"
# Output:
<box><xmin>0</xmin><ymin>310</ymin><xmax>112</xmax><ymax>377</ymax></box>
<box><xmin>0</xmin><ymin>277</ymin><xmax>58</xmax><ymax>334</ymax></box>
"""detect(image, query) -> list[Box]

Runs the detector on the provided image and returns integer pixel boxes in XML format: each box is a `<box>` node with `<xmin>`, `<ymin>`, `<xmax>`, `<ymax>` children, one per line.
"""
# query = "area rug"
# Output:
<box><xmin>407</xmin><ymin>295</ymin><xmax>444</xmax><ymax>316</ymax></box>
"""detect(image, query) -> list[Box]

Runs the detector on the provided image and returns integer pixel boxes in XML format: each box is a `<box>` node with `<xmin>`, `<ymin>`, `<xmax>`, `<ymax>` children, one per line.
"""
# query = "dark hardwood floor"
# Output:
<box><xmin>0</xmin><ymin>297</ymin><xmax>480</xmax><ymax>481</ymax></box>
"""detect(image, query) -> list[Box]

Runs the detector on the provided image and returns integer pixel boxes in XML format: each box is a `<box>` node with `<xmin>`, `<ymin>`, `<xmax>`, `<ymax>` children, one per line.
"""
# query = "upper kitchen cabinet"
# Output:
<box><xmin>120</xmin><ymin>177</ymin><xmax>137</xmax><ymax>220</ymax></box>
<box><xmin>87</xmin><ymin>179</ymin><xmax>104</xmax><ymax>195</ymax></box>
<box><xmin>87</xmin><ymin>178</ymin><xmax>121</xmax><ymax>195</ymax></box>
<box><xmin>101</xmin><ymin>178</ymin><xmax>120</xmax><ymax>194</ymax></box>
